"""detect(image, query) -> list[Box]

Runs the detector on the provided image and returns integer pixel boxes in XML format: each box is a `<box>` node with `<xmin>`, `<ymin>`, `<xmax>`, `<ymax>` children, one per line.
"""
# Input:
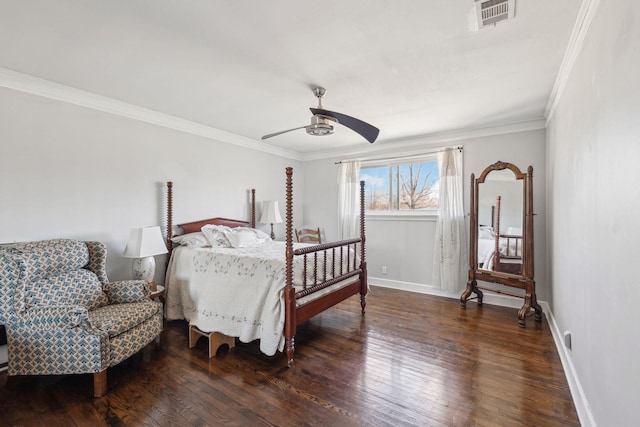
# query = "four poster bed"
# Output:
<box><xmin>163</xmin><ymin>167</ymin><xmax>368</xmax><ymax>366</ymax></box>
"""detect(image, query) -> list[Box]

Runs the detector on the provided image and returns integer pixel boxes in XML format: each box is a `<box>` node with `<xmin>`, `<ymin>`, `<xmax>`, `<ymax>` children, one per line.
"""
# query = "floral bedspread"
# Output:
<box><xmin>165</xmin><ymin>240</ymin><xmax>350</xmax><ymax>355</ymax></box>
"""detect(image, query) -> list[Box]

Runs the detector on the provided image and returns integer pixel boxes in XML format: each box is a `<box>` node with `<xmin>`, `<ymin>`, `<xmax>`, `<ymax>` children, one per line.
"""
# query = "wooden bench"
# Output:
<box><xmin>188</xmin><ymin>324</ymin><xmax>235</xmax><ymax>358</ymax></box>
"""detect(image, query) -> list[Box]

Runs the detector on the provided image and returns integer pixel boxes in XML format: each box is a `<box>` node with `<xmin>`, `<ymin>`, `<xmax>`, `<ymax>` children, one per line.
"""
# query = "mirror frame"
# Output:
<box><xmin>460</xmin><ymin>161</ymin><xmax>541</xmax><ymax>327</ymax></box>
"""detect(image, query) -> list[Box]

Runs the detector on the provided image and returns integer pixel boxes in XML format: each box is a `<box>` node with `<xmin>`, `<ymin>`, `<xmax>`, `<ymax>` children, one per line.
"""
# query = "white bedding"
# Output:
<box><xmin>478</xmin><ymin>236</ymin><xmax>522</xmax><ymax>270</ymax></box>
<box><xmin>164</xmin><ymin>240</ymin><xmax>358</xmax><ymax>355</ymax></box>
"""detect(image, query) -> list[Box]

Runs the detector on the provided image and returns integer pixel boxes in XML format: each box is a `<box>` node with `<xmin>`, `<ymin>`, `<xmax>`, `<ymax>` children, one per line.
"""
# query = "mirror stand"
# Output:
<box><xmin>460</xmin><ymin>161</ymin><xmax>542</xmax><ymax>327</ymax></box>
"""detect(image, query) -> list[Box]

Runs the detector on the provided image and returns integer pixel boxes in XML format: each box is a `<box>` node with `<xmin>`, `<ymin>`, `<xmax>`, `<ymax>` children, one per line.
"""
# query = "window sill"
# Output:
<box><xmin>362</xmin><ymin>212</ymin><xmax>438</xmax><ymax>222</ymax></box>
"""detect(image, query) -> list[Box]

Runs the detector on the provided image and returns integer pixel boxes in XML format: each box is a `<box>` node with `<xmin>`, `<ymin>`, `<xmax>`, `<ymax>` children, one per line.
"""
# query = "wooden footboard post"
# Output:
<box><xmin>251</xmin><ymin>188</ymin><xmax>256</xmax><ymax>228</ymax></box>
<box><xmin>359</xmin><ymin>180</ymin><xmax>367</xmax><ymax>315</ymax></box>
<box><xmin>284</xmin><ymin>167</ymin><xmax>297</xmax><ymax>367</ymax></box>
<box><xmin>166</xmin><ymin>181</ymin><xmax>173</xmax><ymax>270</ymax></box>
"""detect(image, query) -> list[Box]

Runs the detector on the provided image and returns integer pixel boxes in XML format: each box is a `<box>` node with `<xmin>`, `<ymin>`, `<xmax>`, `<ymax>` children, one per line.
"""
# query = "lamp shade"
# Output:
<box><xmin>123</xmin><ymin>226</ymin><xmax>168</xmax><ymax>258</ymax></box>
<box><xmin>259</xmin><ymin>201</ymin><xmax>283</xmax><ymax>224</ymax></box>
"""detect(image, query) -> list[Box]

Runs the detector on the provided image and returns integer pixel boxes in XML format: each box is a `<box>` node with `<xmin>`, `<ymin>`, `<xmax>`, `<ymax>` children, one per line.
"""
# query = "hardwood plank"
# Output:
<box><xmin>0</xmin><ymin>286</ymin><xmax>579</xmax><ymax>426</ymax></box>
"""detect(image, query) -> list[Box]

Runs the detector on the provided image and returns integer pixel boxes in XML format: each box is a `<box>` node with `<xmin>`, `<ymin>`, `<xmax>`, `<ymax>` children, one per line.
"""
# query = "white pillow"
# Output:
<box><xmin>201</xmin><ymin>225</ymin><xmax>232</xmax><ymax>247</ymax></box>
<box><xmin>478</xmin><ymin>228</ymin><xmax>494</xmax><ymax>239</ymax></box>
<box><xmin>252</xmin><ymin>228</ymin><xmax>272</xmax><ymax>241</ymax></box>
<box><xmin>171</xmin><ymin>232</ymin><xmax>210</xmax><ymax>248</ymax></box>
<box><xmin>224</xmin><ymin>227</ymin><xmax>268</xmax><ymax>248</ymax></box>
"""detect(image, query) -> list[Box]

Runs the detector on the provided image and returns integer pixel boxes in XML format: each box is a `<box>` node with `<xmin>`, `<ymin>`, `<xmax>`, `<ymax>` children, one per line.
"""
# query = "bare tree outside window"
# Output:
<box><xmin>361</xmin><ymin>160</ymin><xmax>439</xmax><ymax>212</ymax></box>
<box><xmin>399</xmin><ymin>163</ymin><xmax>438</xmax><ymax>210</ymax></box>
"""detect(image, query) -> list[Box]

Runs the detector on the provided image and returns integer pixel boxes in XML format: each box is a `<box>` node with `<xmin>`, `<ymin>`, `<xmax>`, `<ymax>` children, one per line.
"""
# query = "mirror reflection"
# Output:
<box><xmin>477</xmin><ymin>169</ymin><xmax>524</xmax><ymax>275</ymax></box>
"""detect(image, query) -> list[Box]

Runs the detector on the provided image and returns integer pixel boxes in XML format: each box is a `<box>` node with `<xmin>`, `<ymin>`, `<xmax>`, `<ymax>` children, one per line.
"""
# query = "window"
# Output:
<box><xmin>360</xmin><ymin>156</ymin><xmax>439</xmax><ymax>214</ymax></box>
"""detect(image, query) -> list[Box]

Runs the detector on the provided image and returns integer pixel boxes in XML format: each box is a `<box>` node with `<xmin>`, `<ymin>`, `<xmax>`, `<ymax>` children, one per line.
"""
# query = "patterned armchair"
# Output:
<box><xmin>0</xmin><ymin>239</ymin><xmax>163</xmax><ymax>397</ymax></box>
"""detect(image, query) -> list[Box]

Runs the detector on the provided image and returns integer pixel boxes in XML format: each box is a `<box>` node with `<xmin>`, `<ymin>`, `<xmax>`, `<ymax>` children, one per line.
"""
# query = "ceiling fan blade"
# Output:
<box><xmin>310</xmin><ymin>108</ymin><xmax>379</xmax><ymax>143</ymax></box>
<box><xmin>261</xmin><ymin>126</ymin><xmax>308</xmax><ymax>140</ymax></box>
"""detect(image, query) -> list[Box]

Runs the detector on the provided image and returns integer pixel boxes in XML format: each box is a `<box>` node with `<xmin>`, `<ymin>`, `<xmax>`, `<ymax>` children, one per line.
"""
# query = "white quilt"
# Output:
<box><xmin>478</xmin><ymin>236</ymin><xmax>523</xmax><ymax>270</ymax></box>
<box><xmin>164</xmin><ymin>241</ymin><xmax>355</xmax><ymax>355</ymax></box>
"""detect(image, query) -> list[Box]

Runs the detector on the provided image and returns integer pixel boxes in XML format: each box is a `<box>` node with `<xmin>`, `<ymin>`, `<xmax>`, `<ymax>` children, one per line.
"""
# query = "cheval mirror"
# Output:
<box><xmin>460</xmin><ymin>161</ymin><xmax>542</xmax><ymax>327</ymax></box>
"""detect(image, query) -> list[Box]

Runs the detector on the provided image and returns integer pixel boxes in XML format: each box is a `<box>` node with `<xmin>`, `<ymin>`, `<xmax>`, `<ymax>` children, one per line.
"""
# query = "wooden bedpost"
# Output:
<box><xmin>166</xmin><ymin>181</ymin><xmax>173</xmax><ymax>269</ymax></box>
<box><xmin>252</xmin><ymin>188</ymin><xmax>256</xmax><ymax>228</ymax></box>
<box><xmin>493</xmin><ymin>195</ymin><xmax>501</xmax><ymax>272</ymax></box>
<box><xmin>284</xmin><ymin>167</ymin><xmax>296</xmax><ymax>367</ymax></box>
<box><xmin>359</xmin><ymin>180</ymin><xmax>367</xmax><ymax>315</ymax></box>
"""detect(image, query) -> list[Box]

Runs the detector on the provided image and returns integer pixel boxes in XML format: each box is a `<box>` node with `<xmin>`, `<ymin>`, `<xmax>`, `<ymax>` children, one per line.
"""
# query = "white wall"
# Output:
<box><xmin>546</xmin><ymin>1</ymin><xmax>640</xmax><ymax>425</ymax></box>
<box><xmin>0</xmin><ymin>87</ymin><xmax>303</xmax><ymax>283</ymax></box>
<box><xmin>303</xmin><ymin>128</ymin><xmax>547</xmax><ymax>300</ymax></box>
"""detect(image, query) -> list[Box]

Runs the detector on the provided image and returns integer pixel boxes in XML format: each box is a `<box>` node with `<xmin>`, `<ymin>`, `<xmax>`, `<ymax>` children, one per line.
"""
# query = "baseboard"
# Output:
<box><xmin>369</xmin><ymin>276</ymin><xmax>524</xmax><ymax>308</ymax></box>
<box><xmin>541</xmin><ymin>302</ymin><xmax>595</xmax><ymax>427</ymax></box>
<box><xmin>369</xmin><ymin>276</ymin><xmax>594</xmax><ymax>427</ymax></box>
<box><xmin>370</xmin><ymin>277</ymin><xmax>456</xmax><ymax>298</ymax></box>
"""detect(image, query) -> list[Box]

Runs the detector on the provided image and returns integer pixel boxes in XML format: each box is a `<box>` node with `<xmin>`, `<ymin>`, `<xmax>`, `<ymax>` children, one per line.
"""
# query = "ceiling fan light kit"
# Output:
<box><xmin>261</xmin><ymin>87</ymin><xmax>379</xmax><ymax>144</ymax></box>
<box><xmin>306</xmin><ymin>115</ymin><xmax>334</xmax><ymax>136</ymax></box>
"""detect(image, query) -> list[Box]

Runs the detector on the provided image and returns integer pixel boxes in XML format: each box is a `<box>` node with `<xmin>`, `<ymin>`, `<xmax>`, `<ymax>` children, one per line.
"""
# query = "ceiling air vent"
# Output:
<box><xmin>475</xmin><ymin>0</ymin><xmax>515</xmax><ymax>28</ymax></box>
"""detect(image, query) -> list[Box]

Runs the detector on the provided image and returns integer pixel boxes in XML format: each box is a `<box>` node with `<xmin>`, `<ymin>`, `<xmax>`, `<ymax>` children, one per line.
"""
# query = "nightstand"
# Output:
<box><xmin>150</xmin><ymin>285</ymin><xmax>165</xmax><ymax>303</ymax></box>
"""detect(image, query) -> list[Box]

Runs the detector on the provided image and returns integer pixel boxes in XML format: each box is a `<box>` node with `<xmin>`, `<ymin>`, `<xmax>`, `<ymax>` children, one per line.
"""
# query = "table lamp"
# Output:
<box><xmin>123</xmin><ymin>226</ymin><xmax>168</xmax><ymax>290</ymax></box>
<box><xmin>259</xmin><ymin>200</ymin><xmax>283</xmax><ymax>240</ymax></box>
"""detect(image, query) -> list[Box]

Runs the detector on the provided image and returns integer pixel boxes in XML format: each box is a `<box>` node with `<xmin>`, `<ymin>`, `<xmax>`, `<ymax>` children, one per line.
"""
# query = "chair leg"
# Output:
<box><xmin>155</xmin><ymin>333</ymin><xmax>161</xmax><ymax>350</ymax></box>
<box><xmin>94</xmin><ymin>370</ymin><xmax>107</xmax><ymax>398</ymax></box>
<box><xmin>5</xmin><ymin>375</ymin><xmax>18</xmax><ymax>389</ymax></box>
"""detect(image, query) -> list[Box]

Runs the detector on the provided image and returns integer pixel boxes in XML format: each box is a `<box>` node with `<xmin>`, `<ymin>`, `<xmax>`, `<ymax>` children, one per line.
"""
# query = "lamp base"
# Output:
<box><xmin>270</xmin><ymin>223</ymin><xmax>275</xmax><ymax>240</ymax></box>
<box><xmin>132</xmin><ymin>256</ymin><xmax>156</xmax><ymax>284</ymax></box>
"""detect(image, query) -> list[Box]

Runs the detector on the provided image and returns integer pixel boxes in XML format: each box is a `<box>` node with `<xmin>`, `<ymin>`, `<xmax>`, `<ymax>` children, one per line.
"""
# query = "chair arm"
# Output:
<box><xmin>84</xmin><ymin>241</ymin><xmax>109</xmax><ymax>284</ymax></box>
<box><xmin>103</xmin><ymin>280</ymin><xmax>151</xmax><ymax>304</ymax></box>
<box><xmin>17</xmin><ymin>305</ymin><xmax>89</xmax><ymax>329</ymax></box>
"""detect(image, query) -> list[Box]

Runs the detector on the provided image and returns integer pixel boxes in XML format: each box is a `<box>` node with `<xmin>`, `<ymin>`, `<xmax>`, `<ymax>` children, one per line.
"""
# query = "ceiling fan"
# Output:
<box><xmin>261</xmin><ymin>87</ymin><xmax>379</xmax><ymax>144</ymax></box>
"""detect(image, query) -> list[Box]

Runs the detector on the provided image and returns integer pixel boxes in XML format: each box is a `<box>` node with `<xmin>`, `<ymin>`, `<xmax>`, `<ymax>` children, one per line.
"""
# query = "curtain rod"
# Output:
<box><xmin>334</xmin><ymin>145</ymin><xmax>463</xmax><ymax>165</ymax></box>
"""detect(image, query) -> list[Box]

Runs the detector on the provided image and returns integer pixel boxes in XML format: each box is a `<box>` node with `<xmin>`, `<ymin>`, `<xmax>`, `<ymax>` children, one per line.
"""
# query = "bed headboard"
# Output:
<box><xmin>178</xmin><ymin>217</ymin><xmax>249</xmax><ymax>234</ymax></box>
<box><xmin>165</xmin><ymin>183</ymin><xmax>256</xmax><ymax>256</ymax></box>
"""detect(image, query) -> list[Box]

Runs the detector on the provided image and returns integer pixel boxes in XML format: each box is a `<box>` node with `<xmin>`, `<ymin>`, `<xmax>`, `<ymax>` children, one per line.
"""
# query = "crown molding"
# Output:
<box><xmin>0</xmin><ymin>67</ymin><xmax>302</xmax><ymax>161</ymax></box>
<box><xmin>0</xmin><ymin>67</ymin><xmax>549</xmax><ymax>164</ymax></box>
<box><xmin>302</xmin><ymin>119</ymin><xmax>546</xmax><ymax>161</ymax></box>
<box><xmin>545</xmin><ymin>0</ymin><xmax>600</xmax><ymax>122</ymax></box>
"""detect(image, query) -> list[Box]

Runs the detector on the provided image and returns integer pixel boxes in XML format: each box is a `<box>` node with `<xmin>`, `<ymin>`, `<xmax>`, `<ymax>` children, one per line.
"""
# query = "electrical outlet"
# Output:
<box><xmin>382</xmin><ymin>266</ymin><xmax>387</xmax><ymax>275</ymax></box>
<box><xmin>563</xmin><ymin>330</ymin><xmax>572</xmax><ymax>350</ymax></box>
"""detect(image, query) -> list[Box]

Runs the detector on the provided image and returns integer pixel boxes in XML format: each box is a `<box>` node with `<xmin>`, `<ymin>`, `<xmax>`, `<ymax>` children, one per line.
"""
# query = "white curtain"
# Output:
<box><xmin>337</xmin><ymin>161</ymin><xmax>361</xmax><ymax>239</ymax></box>
<box><xmin>432</xmin><ymin>148</ymin><xmax>467</xmax><ymax>293</ymax></box>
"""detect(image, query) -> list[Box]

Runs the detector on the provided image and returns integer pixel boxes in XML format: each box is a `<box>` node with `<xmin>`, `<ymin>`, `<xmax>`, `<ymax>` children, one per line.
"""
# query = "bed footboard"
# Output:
<box><xmin>283</xmin><ymin>168</ymin><xmax>367</xmax><ymax>367</ymax></box>
<box><xmin>293</xmin><ymin>238</ymin><xmax>365</xmax><ymax>319</ymax></box>
<box><xmin>294</xmin><ymin>239</ymin><xmax>362</xmax><ymax>296</ymax></box>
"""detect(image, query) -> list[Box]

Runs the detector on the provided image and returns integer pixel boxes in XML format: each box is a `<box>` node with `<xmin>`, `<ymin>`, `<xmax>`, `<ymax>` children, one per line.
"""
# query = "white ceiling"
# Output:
<box><xmin>0</xmin><ymin>0</ymin><xmax>582</xmax><ymax>157</ymax></box>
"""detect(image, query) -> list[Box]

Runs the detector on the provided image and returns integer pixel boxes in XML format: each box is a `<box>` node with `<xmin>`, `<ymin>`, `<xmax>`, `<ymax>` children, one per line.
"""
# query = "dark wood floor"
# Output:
<box><xmin>0</xmin><ymin>286</ymin><xmax>579</xmax><ymax>426</ymax></box>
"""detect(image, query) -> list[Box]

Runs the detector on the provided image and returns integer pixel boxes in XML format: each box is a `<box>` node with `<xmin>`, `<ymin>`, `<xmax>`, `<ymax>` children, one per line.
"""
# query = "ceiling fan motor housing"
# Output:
<box><xmin>306</xmin><ymin>115</ymin><xmax>334</xmax><ymax>136</ymax></box>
